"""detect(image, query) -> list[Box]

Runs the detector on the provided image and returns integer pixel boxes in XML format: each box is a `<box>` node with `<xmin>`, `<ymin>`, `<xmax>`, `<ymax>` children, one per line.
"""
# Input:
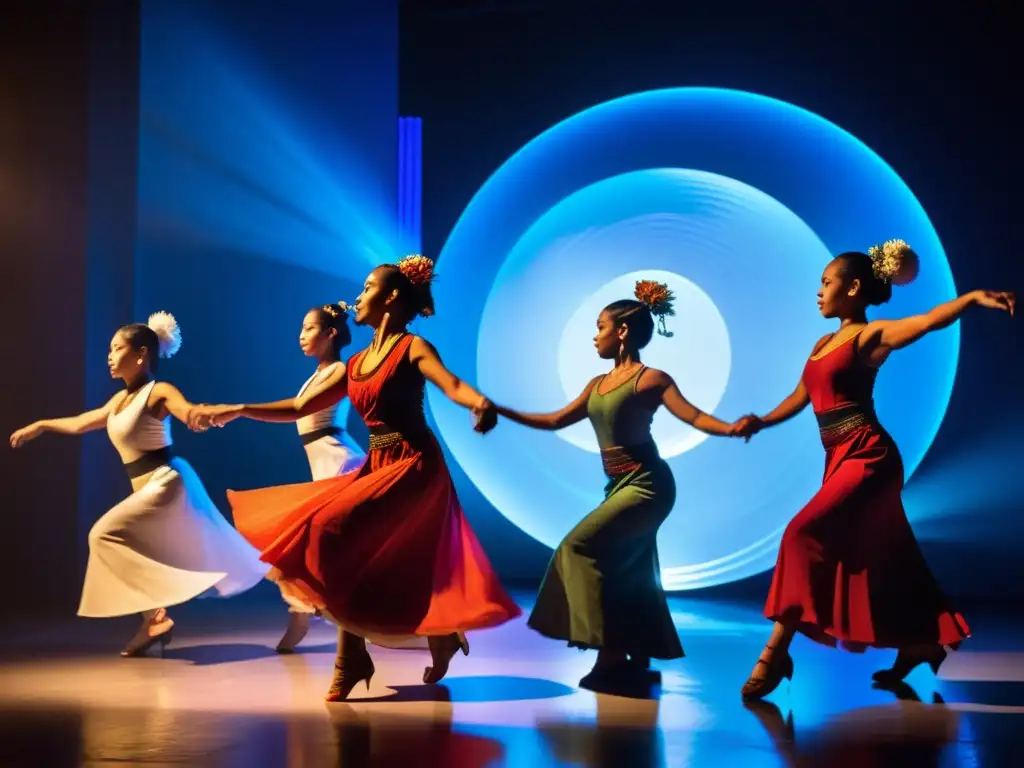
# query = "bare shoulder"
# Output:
<box><xmin>407</xmin><ymin>334</ymin><xmax>436</xmax><ymax>357</ymax></box>
<box><xmin>638</xmin><ymin>367</ymin><xmax>673</xmax><ymax>390</ymax></box>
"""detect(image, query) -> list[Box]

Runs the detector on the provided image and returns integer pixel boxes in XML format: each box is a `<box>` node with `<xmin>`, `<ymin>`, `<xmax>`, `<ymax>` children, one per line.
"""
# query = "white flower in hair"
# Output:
<box><xmin>868</xmin><ymin>239</ymin><xmax>920</xmax><ymax>286</ymax></box>
<box><xmin>147</xmin><ymin>311</ymin><xmax>182</xmax><ymax>359</ymax></box>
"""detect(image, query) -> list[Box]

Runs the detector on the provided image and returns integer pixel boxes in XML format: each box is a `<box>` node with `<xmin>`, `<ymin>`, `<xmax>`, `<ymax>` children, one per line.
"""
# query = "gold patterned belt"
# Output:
<box><xmin>815</xmin><ymin>404</ymin><xmax>876</xmax><ymax>448</ymax></box>
<box><xmin>600</xmin><ymin>442</ymin><xmax>659</xmax><ymax>477</ymax></box>
<box><xmin>368</xmin><ymin>431</ymin><xmax>405</xmax><ymax>451</ymax></box>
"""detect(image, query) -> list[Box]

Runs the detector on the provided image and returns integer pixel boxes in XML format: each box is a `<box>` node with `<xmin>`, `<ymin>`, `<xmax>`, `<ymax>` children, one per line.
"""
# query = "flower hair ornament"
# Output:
<box><xmin>147</xmin><ymin>311</ymin><xmax>182</xmax><ymax>359</ymax></box>
<box><xmin>867</xmin><ymin>239</ymin><xmax>920</xmax><ymax>286</ymax></box>
<box><xmin>634</xmin><ymin>280</ymin><xmax>677</xmax><ymax>337</ymax></box>
<box><xmin>397</xmin><ymin>254</ymin><xmax>435</xmax><ymax>286</ymax></box>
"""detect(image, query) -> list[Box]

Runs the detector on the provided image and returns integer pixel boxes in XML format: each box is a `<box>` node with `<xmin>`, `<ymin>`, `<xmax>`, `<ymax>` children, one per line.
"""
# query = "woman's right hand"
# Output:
<box><xmin>9</xmin><ymin>422</ymin><xmax>43</xmax><ymax>448</ymax></box>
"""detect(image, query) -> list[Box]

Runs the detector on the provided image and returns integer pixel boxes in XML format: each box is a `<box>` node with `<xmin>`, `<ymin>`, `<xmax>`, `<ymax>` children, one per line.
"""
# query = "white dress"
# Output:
<box><xmin>77</xmin><ymin>381</ymin><xmax>269</xmax><ymax>618</ymax></box>
<box><xmin>296</xmin><ymin>363</ymin><xmax>365</xmax><ymax>481</ymax></box>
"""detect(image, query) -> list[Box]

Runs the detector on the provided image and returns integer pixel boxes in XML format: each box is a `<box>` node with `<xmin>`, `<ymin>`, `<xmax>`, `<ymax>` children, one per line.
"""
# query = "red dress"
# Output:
<box><xmin>227</xmin><ymin>334</ymin><xmax>521</xmax><ymax>636</ymax></box>
<box><xmin>764</xmin><ymin>332</ymin><xmax>970</xmax><ymax>650</ymax></box>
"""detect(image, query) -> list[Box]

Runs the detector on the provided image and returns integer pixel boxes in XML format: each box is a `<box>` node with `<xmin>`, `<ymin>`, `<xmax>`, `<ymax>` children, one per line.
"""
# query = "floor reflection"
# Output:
<box><xmin>0</xmin><ymin>594</ymin><xmax>1020</xmax><ymax>766</ymax></box>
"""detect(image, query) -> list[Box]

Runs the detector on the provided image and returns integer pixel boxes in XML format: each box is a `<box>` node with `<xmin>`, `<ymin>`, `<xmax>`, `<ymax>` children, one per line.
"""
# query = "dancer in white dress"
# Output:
<box><xmin>9</xmin><ymin>312</ymin><xmax>268</xmax><ymax>656</ymax></box>
<box><xmin>224</xmin><ymin>303</ymin><xmax>366</xmax><ymax>651</ymax></box>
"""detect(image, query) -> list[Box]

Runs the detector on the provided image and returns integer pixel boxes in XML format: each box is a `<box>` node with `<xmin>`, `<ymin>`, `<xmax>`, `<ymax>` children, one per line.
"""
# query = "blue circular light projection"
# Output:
<box><xmin>429</xmin><ymin>88</ymin><xmax>958</xmax><ymax>590</ymax></box>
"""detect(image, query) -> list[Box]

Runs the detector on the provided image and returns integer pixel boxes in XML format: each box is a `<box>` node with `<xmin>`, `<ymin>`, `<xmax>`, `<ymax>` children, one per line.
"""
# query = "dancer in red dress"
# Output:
<box><xmin>733</xmin><ymin>240</ymin><xmax>1014</xmax><ymax>699</ymax></box>
<box><xmin>191</xmin><ymin>256</ymin><xmax>520</xmax><ymax>701</ymax></box>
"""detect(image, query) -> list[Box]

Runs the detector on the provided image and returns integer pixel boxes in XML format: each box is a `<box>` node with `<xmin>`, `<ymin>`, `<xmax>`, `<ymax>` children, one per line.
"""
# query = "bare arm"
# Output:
<box><xmin>151</xmin><ymin>382</ymin><xmax>204</xmax><ymax>426</ymax></box>
<box><xmin>10</xmin><ymin>393</ymin><xmax>121</xmax><ymax>447</ymax></box>
<box><xmin>189</xmin><ymin>366</ymin><xmax>348</xmax><ymax>429</ymax></box>
<box><xmin>494</xmin><ymin>376</ymin><xmax>601</xmax><ymax>431</ymax></box>
<box><xmin>758</xmin><ymin>379</ymin><xmax>811</xmax><ymax>428</ymax></box>
<box><xmin>860</xmin><ymin>290</ymin><xmax>1016</xmax><ymax>363</ymax></box>
<box><xmin>657</xmin><ymin>372</ymin><xmax>736</xmax><ymax>436</ymax></box>
<box><xmin>410</xmin><ymin>337</ymin><xmax>489</xmax><ymax>410</ymax></box>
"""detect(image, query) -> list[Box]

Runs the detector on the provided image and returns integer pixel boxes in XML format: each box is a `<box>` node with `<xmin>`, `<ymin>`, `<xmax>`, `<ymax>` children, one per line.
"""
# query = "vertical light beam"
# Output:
<box><xmin>398</xmin><ymin>116</ymin><xmax>423</xmax><ymax>254</ymax></box>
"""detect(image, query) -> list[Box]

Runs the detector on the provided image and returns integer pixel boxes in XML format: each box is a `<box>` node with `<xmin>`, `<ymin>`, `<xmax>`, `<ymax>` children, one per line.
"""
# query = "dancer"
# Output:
<box><xmin>733</xmin><ymin>240</ymin><xmax>1015</xmax><ymax>699</ymax></box>
<box><xmin>8</xmin><ymin>312</ymin><xmax>267</xmax><ymax>656</ymax></box>
<box><xmin>222</xmin><ymin>303</ymin><xmax>365</xmax><ymax>652</ymax></box>
<box><xmin>491</xmin><ymin>280</ymin><xmax>745</xmax><ymax>689</ymax></box>
<box><xmin>190</xmin><ymin>255</ymin><xmax>521</xmax><ymax>701</ymax></box>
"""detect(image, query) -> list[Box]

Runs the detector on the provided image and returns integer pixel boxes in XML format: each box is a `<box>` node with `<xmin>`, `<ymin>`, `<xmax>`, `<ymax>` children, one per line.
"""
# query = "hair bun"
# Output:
<box><xmin>146</xmin><ymin>311</ymin><xmax>182</xmax><ymax>358</ymax></box>
<box><xmin>868</xmin><ymin>239</ymin><xmax>919</xmax><ymax>286</ymax></box>
<box><xmin>397</xmin><ymin>254</ymin><xmax>435</xmax><ymax>286</ymax></box>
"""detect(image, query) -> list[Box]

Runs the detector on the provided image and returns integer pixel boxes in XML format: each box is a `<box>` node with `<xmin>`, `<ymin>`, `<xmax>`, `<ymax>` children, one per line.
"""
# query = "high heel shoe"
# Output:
<box><xmin>741</xmin><ymin>647</ymin><xmax>793</xmax><ymax>700</ymax></box>
<box><xmin>423</xmin><ymin>632</ymin><xmax>469</xmax><ymax>684</ymax></box>
<box><xmin>872</xmin><ymin>647</ymin><xmax>946</xmax><ymax>684</ymax></box>
<box><xmin>325</xmin><ymin>651</ymin><xmax>375</xmax><ymax>702</ymax></box>
<box><xmin>120</xmin><ymin>627</ymin><xmax>174</xmax><ymax>658</ymax></box>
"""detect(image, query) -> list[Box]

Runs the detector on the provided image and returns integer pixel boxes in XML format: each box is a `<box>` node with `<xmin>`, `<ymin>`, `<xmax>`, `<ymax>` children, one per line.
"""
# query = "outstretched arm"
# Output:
<box><xmin>657</xmin><ymin>372</ymin><xmax>736</xmax><ymax>436</ymax></box>
<box><xmin>189</xmin><ymin>366</ymin><xmax>348</xmax><ymax>429</ymax></box>
<box><xmin>493</xmin><ymin>375</ymin><xmax>601</xmax><ymax>431</ymax></box>
<box><xmin>9</xmin><ymin>393</ymin><xmax>121</xmax><ymax>447</ymax></box>
<box><xmin>410</xmin><ymin>337</ymin><xmax>490</xmax><ymax>411</ymax></box>
<box><xmin>860</xmin><ymin>290</ymin><xmax>1016</xmax><ymax>363</ymax></box>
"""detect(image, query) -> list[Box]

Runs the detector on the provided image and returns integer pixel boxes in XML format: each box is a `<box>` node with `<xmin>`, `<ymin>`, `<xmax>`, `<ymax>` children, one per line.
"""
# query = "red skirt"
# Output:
<box><xmin>765</xmin><ymin>424</ymin><xmax>969</xmax><ymax>650</ymax></box>
<box><xmin>227</xmin><ymin>434</ymin><xmax>521</xmax><ymax>636</ymax></box>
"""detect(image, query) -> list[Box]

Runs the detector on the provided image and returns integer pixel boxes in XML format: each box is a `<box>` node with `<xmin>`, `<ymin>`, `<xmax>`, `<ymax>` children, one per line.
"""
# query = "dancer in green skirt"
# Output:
<box><xmin>489</xmin><ymin>280</ymin><xmax>747</xmax><ymax>689</ymax></box>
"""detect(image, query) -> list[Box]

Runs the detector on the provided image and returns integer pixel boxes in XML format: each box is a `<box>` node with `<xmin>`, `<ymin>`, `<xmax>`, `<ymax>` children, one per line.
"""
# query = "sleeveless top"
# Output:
<box><xmin>587</xmin><ymin>366</ymin><xmax>659</xmax><ymax>476</ymax></box>
<box><xmin>296</xmin><ymin>362</ymin><xmax>345</xmax><ymax>436</ymax></box>
<box><xmin>106</xmin><ymin>380</ymin><xmax>172</xmax><ymax>463</ymax></box>
<box><xmin>346</xmin><ymin>334</ymin><xmax>428</xmax><ymax>440</ymax></box>
<box><xmin>802</xmin><ymin>331</ymin><xmax>883</xmax><ymax>448</ymax></box>
<box><xmin>801</xmin><ymin>331</ymin><xmax>878</xmax><ymax>414</ymax></box>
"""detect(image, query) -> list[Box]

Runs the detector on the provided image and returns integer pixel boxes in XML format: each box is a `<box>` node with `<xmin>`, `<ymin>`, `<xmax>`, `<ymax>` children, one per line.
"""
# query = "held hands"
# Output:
<box><xmin>973</xmin><ymin>290</ymin><xmax>1015</xmax><ymax>316</ymax></box>
<box><xmin>471</xmin><ymin>398</ymin><xmax>498</xmax><ymax>435</ymax></box>
<box><xmin>187</xmin><ymin>404</ymin><xmax>244</xmax><ymax>432</ymax></box>
<box><xmin>9</xmin><ymin>422</ymin><xmax>42</xmax><ymax>449</ymax></box>
<box><xmin>730</xmin><ymin>414</ymin><xmax>765</xmax><ymax>443</ymax></box>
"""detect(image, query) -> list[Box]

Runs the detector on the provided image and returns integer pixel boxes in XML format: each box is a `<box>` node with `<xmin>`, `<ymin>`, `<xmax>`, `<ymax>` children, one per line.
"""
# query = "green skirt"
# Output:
<box><xmin>527</xmin><ymin>459</ymin><xmax>683</xmax><ymax>660</ymax></box>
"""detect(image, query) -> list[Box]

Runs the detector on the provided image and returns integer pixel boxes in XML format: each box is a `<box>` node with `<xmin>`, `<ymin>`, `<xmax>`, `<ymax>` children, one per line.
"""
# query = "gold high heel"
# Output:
<box><xmin>423</xmin><ymin>632</ymin><xmax>469</xmax><ymax>684</ymax></box>
<box><xmin>121</xmin><ymin>609</ymin><xmax>174</xmax><ymax>657</ymax></box>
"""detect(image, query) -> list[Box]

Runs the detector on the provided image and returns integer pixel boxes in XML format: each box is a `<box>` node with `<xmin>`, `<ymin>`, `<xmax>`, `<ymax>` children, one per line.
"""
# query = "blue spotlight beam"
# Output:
<box><xmin>398</xmin><ymin>116</ymin><xmax>423</xmax><ymax>254</ymax></box>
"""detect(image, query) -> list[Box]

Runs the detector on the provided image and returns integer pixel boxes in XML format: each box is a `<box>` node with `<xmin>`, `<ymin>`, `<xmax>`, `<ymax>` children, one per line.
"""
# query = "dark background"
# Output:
<box><xmin>1</xmin><ymin>0</ymin><xmax>1020</xmax><ymax>620</ymax></box>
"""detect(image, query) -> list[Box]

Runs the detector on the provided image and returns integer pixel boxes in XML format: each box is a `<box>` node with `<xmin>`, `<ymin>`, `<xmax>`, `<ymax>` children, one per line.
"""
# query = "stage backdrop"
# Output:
<box><xmin>132</xmin><ymin>0</ymin><xmax>398</xmax><ymax>528</ymax></box>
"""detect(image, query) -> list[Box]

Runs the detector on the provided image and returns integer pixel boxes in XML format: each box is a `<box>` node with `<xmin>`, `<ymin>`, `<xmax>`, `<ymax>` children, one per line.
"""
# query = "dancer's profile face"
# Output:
<box><xmin>299</xmin><ymin>310</ymin><xmax>333</xmax><ymax>358</ymax></box>
<box><xmin>107</xmin><ymin>331</ymin><xmax>143</xmax><ymax>380</ymax></box>
<box><xmin>353</xmin><ymin>269</ymin><xmax>390</xmax><ymax>326</ymax></box>
<box><xmin>594</xmin><ymin>310</ymin><xmax>624</xmax><ymax>359</ymax></box>
<box><xmin>817</xmin><ymin>260</ymin><xmax>858</xmax><ymax>319</ymax></box>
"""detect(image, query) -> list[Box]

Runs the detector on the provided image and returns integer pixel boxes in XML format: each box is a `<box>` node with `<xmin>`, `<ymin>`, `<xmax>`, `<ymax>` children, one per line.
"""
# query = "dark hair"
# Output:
<box><xmin>604</xmin><ymin>300</ymin><xmax>655</xmax><ymax>350</ymax></box>
<box><xmin>309</xmin><ymin>304</ymin><xmax>352</xmax><ymax>361</ymax></box>
<box><xmin>118</xmin><ymin>323</ymin><xmax>162</xmax><ymax>372</ymax></box>
<box><xmin>834</xmin><ymin>251</ymin><xmax>892</xmax><ymax>306</ymax></box>
<box><xmin>375</xmin><ymin>264</ymin><xmax>435</xmax><ymax>320</ymax></box>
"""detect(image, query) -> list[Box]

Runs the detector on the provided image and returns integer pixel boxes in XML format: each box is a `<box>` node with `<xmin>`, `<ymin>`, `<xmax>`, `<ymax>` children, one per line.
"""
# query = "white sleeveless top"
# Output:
<box><xmin>296</xmin><ymin>362</ymin><xmax>346</xmax><ymax>436</ymax></box>
<box><xmin>106</xmin><ymin>380</ymin><xmax>173</xmax><ymax>463</ymax></box>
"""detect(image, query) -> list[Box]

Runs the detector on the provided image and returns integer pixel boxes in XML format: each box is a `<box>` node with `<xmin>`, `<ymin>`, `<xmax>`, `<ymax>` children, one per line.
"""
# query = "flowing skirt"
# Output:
<box><xmin>528</xmin><ymin>459</ymin><xmax>684</xmax><ymax>660</ymax></box>
<box><xmin>78</xmin><ymin>458</ymin><xmax>268</xmax><ymax>618</ymax></box>
<box><xmin>302</xmin><ymin>432</ymin><xmax>365</xmax><ymax>483</ymax></box>
<box><xmin>227</xmin><ymin>433</ymin><xmax>520</xmax><ymax>637</ymax></box>
<box><xmin>765</xmin><ymin>425</ymin><xmax>970</xmax><ymax>650</ymax></box>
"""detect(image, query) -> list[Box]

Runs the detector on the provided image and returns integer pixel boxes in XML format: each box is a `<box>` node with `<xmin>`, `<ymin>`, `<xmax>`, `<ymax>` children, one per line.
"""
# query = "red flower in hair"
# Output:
<box><xmin>397</xmin><ymin>254</ymin><xmax>435</xmax><ymax>286</ymax></box>
<box><xmin>634</xmin><ymin>280</ymin><xmax>675</xmax><ymax>317</ymax></box>
<box><xmin>634</xmin><ymin>279</ymin><xmax>676</xmax><ymax>338</ymax></box>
